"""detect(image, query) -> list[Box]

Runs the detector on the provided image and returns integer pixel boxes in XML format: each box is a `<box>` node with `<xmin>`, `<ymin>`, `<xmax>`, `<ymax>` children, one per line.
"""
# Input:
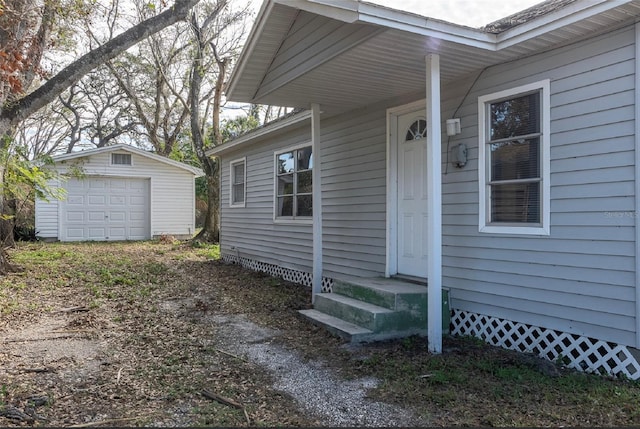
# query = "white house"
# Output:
<box><xmin>36</xmin><ymin>144</ymin><xmax>203</xmax><ymax>241</ymax></box>
<box><xmin>207</xmin><ymin>0</ymin><xmax>640</xmax><ymax>378</ymax></box>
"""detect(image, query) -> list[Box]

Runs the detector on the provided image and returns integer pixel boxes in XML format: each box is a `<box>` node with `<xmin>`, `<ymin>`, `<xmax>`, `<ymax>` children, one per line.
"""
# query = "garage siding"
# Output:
<box><xmin>34</xmin><ymin>179</ymin><xmax>60</xmax><ymax>239</ymax></box>
<box><xmin>37</xmin><ymin>149</ymin><xmax>198</xmax><ymax>241</ymax></box>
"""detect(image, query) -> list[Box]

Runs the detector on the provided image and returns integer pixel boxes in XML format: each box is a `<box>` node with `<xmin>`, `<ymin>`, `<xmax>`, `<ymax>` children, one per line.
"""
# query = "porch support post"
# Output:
<box><xmin>634</xmin><ymin>23</ymin><xmax>640</xmax><ymax>348</ymax></box>
<box><xmin>311</xmin><ymin>103</ymin><xmax>323</xmax><ymax>303</ymax></box>
<box><xmin>425</xmin><ymin>54</ymin><xmax>443</xmax><ymax>354</ymax></box>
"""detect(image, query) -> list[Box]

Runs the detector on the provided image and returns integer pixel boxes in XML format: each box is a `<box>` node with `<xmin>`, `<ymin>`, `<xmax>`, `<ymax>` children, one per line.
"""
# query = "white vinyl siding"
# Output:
<box><xmin>34</xmin><ymin>179</ymin><xmax>60</xmax><ymax>239</ymax></box>
<box><xmin>36</xmin><ymin>151</ymin><xmax>198</xmax><ymax>240</ymax></box>
<box><xmin>478</xmin><ymin>80</ymin><xmax>551</xmax><ymax>235</ymax></box>
<box><xmin>229</xmin><ymin>158</ymin><xmax>246</xmax><ymax>208</ymax></box>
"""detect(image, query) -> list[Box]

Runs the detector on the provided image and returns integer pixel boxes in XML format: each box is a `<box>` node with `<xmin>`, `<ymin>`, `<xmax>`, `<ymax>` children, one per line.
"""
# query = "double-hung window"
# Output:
<box><xmin>478</xmin><ymin>80</ymin><xmax>550</xmax><ymax>235</ymax></box>
<box><xmin>229</xmin><ymin>158</ymin><xmax>246</xmax><ymax>207</ymax></box>
<box><xmin>275</xmin><ymin>145</ymin><xmax>312</xmax><ymax>220</ymax></box>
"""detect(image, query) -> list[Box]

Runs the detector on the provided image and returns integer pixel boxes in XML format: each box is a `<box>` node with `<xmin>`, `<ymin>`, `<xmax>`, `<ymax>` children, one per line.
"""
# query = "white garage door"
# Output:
<box><xmin>62</xmin><ymin>177</ymin><xmax>150</xmax><ymax>241</ymax></box>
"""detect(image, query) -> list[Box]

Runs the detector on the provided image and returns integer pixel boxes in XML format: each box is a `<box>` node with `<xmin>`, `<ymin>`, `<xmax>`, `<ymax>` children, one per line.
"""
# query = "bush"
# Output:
<box><xmin>14</xmin><ymin>225</ymin><xmax>38</xmax><ymax>242</ymax></box>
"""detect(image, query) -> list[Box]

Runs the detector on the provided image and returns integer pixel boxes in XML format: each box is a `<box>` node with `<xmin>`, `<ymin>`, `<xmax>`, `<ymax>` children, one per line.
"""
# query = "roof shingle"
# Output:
<box><xmin>481</xmin><ymin>0</ymin><xmax>579</xmax><ymax>33</ymax></box>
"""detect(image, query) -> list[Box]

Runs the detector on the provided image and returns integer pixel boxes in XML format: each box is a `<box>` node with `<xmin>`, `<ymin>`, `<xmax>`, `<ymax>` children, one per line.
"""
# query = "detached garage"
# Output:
<box><xmin>36</xmin><ymin>144</ymin><xmax>203</xmax><ymax>242</ymax></box>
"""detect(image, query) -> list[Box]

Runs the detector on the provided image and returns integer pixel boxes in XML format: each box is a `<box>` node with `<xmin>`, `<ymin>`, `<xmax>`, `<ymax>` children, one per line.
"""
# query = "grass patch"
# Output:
<box><xmin>192</xmin><ymin>242</ymin><xmax>220</xmax><ymax>260</ymax></box>
<box><xmin>338</xmin><ymin>335</ymin><xmax>640</xmax><ymax>425</ymax></box>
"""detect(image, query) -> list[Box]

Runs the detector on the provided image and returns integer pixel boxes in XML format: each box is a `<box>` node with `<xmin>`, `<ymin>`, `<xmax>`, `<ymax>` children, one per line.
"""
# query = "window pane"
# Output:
<box><xmin>490</xmin><ymin>138</ymin><xmax>539</xmax><ymax>181</ymax></box>
<box><xmin>297</xmin><ymin>147</ymin><xmax>313</xmax><ymax>170</ymax></box>
<box><xmin>296</xmin><ymin>195</ymin><xmax>312</xmax><ymax>217</ymax></box>
<box><xmin>277</xmin><ymin>174</ymin><xmax>294</xmax><ymax>196</ymax></box>
<box><xmin>233</xmin><ymin>163</ymin><xmax>245</xmax><ymax>185</ymax></box>
<box><xmin>297</xmin><ymin>170</ymin><xmax>312</xmax><ymax>194</ymax></box>
<box><xmin>232</xmin><ymin>184</ymin><xmax>244</xmax><ymax>204</ymax></box>
<box><xmin>490</xmin><ymin>92</ymin><xmax>540</xmax><ymax>139</ymax></box>
<box><xmin>278</xmin><ymin>196</ymin><xmax>293</xmax><ymax>217</ymax></box>
<box><xmin>277</xmin><ymin>152</ymin><xmax>295</xmax><ymax>174</ymax></box>
<box><xmin>491</xmin><ymin>182</ymin><xmax>540</xmax><ymax>223</ymax></box>
<box><xmin>112</xmin><ymin>153</ymin><xmax>132</xmax><ymax>165</ymax></box>
<box><xmin>405</xmin><ymin>119</ymin><xmax>427</xmax><ymax>141</ymax></box>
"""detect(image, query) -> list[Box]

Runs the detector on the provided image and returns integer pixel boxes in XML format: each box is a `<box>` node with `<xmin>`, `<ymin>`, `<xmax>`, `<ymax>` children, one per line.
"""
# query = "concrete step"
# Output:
<box><xmin>333</xmin><ymin>276</ymin><xmax>450</xmax><ymax>332</ymax></box>
<box><xmin>298</xmin><ymin>309</ymin><xmax>426</xmax><ymax>344</ymax></box>
<box><xmin>298</xmin><ymin>309</ymin><xmax>374</xmax><ymax>342</ymax></box>
<box><xmin>314</xmin><ymin>293</ymin><xmax>394</xmax><ymax>331</ymax></box>
<box><xmin>333</xmin><ymin>276</ymin><xmax>428</xmax><ymax>312</ymax></box>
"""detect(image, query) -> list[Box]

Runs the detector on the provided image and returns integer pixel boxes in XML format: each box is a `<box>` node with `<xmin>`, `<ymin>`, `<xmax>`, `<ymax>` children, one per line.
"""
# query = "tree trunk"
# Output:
<box><xmin>0</xmin><ymin>165</ymin><xmax>18</xmax><ymax>274</ymax></box>
<box><xmin>189</xmin><ymin>9</ymin><xmax>225</xmax><ymax>243</ymax></box>
<box><xmin>195</xmin><ymin>157</ymin><xmax>219</xmax><ymax>243</ymax></box>
<box><xmin>0</xmin><ymin>247</ymin><xmax>20</xmax><ymax>275</ymax></box>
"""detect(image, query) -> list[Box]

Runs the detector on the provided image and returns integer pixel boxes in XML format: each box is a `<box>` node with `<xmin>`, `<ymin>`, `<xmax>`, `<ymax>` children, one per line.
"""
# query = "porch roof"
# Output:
<box><xmin>227</xmin><ymin>0</ymin><xmax>640</xmax><ymax>115</ymax></box>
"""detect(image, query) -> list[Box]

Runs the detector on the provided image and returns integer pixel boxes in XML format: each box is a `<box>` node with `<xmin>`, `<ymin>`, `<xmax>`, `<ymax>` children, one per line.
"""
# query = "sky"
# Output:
<box><xmin>250</xmin><ymin>0</ymin><xmax>545</xmax><ymax>28</ymax></box>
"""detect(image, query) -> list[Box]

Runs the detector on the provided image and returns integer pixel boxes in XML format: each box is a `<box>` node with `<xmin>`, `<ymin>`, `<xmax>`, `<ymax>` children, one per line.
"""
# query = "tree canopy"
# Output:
<box><xmin>0</xmin><ymin>0</ymin><xmax>201</xmax><ymax>140</ymax></box>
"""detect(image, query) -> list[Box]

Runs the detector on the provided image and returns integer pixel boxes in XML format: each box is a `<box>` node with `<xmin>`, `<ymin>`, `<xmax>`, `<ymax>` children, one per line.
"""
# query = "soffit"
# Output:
<box><xmin>228</xmin><ymin>1</ymin><xmax>640</xmax><ymax>114</ymax></box>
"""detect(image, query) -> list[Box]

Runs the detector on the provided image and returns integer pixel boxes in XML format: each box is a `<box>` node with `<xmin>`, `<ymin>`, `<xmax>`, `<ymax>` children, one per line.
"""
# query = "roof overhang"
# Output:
<box><xmin>52</xmin><ymin>144</ymin><xmax>205</xmax><ymax>177</ymax></box>
<box><xmin>227</xmin><ymin>0</ymin><xmax>640</xmax><ymax>115</ymax></box>
<box><xmin>207</xmin><ymin>109</ymin><xmax>312</xmax><ymax>157</ymax></box>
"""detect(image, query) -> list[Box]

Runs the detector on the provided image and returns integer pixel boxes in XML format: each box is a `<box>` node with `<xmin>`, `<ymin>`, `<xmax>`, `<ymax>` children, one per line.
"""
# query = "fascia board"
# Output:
<box><xmin>356</xmin><ymin>2</ymin><xmax>497</xmax><ymax>50</ymax></box>
<box><xmin>206</xmin><ymin>110</ymin><xmax>312</xmax><ymax>157</ymax></box>
<box><xmin>52</xmin><ymin>144</ymin><xmax>123</xmax><ymax>162</ymax></box>
<box><xmin>495</xmin><ymin>0</ymin><xmax>628</xmax><ymax>50</ymax></box>
<box><xmin>275</xmin><ymin>0</ymin><xmax>359</xmax><ymax>23</ymax></box>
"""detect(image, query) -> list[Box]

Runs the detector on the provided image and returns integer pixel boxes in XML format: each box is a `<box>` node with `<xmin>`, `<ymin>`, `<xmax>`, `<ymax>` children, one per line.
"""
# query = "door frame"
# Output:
<box><xmin>385</xmin><ymin>99</ymin><xmax>427</xmax><ymax>277</ymax></box>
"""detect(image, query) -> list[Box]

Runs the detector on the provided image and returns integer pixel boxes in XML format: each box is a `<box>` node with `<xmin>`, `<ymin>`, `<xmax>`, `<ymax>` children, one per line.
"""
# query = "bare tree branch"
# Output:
<box><xmin>1</xmin><ymin>0</ymin><xmax>201</xmax><ymax>133</ymax></box>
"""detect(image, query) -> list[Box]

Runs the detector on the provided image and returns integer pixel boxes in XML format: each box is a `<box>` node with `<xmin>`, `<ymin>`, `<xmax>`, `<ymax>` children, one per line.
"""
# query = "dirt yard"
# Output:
<box><xmin>1</xmin><ymin>241</ymin><xmax>420</xmax><ymax>427</ymax></box>
<box><xmin>2</xmin><ymin>241</ymin><xmax>640</xmax><ymax>427</ymax></box>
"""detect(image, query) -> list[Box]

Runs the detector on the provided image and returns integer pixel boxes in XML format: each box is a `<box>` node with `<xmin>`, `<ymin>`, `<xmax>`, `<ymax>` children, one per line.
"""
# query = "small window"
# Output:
<box><xmin>406</xmin><ymin>119</ymin><xmax>427</xmax><ymax>141</ymax></box>
<box><xmin>478</xmin><ymin>80</ymin><xmax>550</xmax><ymax>235</ymax></box>
<box><xmin>112</xmin><ymin>153</ymin><xmax>132</xmax><ymax>165</ymax></box>
<box><xmin>229</xmin><ymin>158</ymin><xmax>246</xmax><ymax>207</ymax></box>
<box><xmin>275</xmin><ymin>145</ymin><xmax>312</xmax><ymax>220</ymax></box>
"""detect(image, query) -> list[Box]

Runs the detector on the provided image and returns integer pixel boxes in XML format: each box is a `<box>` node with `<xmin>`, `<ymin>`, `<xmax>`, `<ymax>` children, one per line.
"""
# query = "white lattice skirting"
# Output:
<box><xmin>221</xmin><ymin>254</ymin><xmax>640</xmax><ymax>379</ymax></box>
<box><xmin>221</xmin><ymin>254</ymin><xmax>334</xmax><ymax>292</ymax></box>
<box><xmin>451</xmin><ymin>309</ymin><xmax>640</xmax><ymax>380</ymax></box>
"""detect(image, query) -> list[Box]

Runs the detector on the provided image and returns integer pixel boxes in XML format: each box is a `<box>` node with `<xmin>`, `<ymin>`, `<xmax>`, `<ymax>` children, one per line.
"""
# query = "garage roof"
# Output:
<box><xmin>52</xmin><ymin>144</ymin><xmax>204</xmax><ymax>177</ymax></box>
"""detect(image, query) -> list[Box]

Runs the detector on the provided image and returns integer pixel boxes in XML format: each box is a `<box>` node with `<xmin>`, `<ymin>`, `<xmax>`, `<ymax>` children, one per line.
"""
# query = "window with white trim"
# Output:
<box><xmin>229</xmin><ymin>158</ymin><xmax>246</xmax><ymax>207</ymax></box>
<box><xmin>112</xmin><ymin>153</ymin><xmax>132</xmax><ymax>165</ymax></box>
<box><xmin>478</xmin><ymin>80</ymin><xmax>550</xmax><ymax>235</ymax></box>
<box><xmin>275</xmin><ymin>145</ymin><xmax>312</xmax><ymax>219</ymax></box>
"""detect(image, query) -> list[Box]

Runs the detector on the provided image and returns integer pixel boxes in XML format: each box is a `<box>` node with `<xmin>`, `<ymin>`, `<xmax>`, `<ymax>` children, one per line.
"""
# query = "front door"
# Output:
<box><xmin>396</xmin><ymin>110</ymin><xmax>428</xmax><ymax>278</ymax></box>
